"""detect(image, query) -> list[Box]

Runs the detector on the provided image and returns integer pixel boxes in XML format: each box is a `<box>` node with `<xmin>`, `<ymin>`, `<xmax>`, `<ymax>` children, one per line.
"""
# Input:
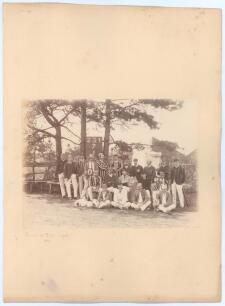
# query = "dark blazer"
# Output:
<box><xmin>104</xmin><ymin>174</ymin><xmax>119</xmax><ymax>188</ymax></box>
<box><xmin>170</xmin><ymin>166</ymin><xmax>185</xmax><ymax>185</ymax></box>
<box><xmin>56</xmin><ymin>160</ymin><xmax>66</xmax><ymax>174</ymax></box>
<box><xmin>130</xmin><ymin>165</ymin><xmax>143</xmax><ymax>182</ymax></box>
<box><xmin>123</xmin><ymin>165</ymin><xmax>131</xmax><ymax>175</ymax></box>
<box><xmin>63</xmin><ymin>162</ymin><xmax>77</xmax><ymax>179</ymax></box>
<box><xmin>76</xmin><ymin>160</ymin><xmax>86</xmax><ymax>176</ymax></box>
<box><xmin>158</xmin><ymin>165</ymin><xmax>170</xmax><ymax>181</ymax></box>
<box><xmin>143</xmin><ymin>166</ymin><xmax>156</xmax><ymax>182</ymax></box>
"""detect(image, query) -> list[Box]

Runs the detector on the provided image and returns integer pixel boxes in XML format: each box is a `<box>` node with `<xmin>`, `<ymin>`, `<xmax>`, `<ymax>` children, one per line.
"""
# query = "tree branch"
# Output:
<box><xmin>28</xmin><ymin>125</ymin><xmax>56</xmax><ymax>138</ymax></box>
<box><xmin>61</xmin><ymin>126</ymin><xmax>81</xmax><ymax>139</ymax></box>
<box><xmin>40</xmin><ymin>104</ymin><xmax>58</xmax><ymax>126</ymax></box>
<box><xmin>61</xmin><ymin>137</ymin><xmax>80</xmax><ymax>145</ymax></box>
<box><xmin>59</xmin><ymin>107</ymin><xmax>77</xmax><ymax>124</ymax></box>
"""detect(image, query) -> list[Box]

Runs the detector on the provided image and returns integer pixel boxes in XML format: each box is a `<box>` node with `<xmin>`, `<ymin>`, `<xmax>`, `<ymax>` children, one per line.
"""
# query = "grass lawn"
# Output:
<box><xmin>23</xmin><ymin>192</ymin><xmax>198</xmax><ymax>230</ymax></box>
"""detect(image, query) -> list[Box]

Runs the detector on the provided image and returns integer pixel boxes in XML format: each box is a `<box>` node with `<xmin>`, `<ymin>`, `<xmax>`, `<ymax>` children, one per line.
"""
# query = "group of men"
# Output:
<box><xmin>56</xmin><ymin>152</ymin><xmax>186</xmax><ymax>213</ymax></box>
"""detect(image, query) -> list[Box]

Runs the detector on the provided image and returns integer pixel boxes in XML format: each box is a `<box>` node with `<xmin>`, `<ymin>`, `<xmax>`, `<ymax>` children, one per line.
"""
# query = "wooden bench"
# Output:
<box><xmin>46</xmin><ymin>180</ymin><xmax>60</xmax><ymax>194</ymax></box>
<box><xmin>24</xmin><ymin>180</ymin><xmax>47</xmax><ymax>193</ymax></box>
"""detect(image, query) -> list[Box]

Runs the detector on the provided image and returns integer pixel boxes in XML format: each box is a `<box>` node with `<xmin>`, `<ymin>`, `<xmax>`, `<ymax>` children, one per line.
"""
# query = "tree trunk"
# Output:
<box><xmin>80</xmin><ymin>101</ymin><xmax>87</xmax><ymax>159</ymax></box>
<box><xmin>55</xmin><ymin>126</ymin><xmax>62</xmax><ymax>166</ymax></box>
<box><xmin>32</xmin><ymin>149</ymin><xmax>36</xmax><ymax>181</ymax></box>
<box><xmin>103</xmin><ymin>99</ymin><xmax>111</xmax><ymax>160</ymax></box>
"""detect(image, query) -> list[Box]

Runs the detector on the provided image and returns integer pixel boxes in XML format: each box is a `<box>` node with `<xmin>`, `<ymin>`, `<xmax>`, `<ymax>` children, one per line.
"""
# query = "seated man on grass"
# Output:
<box><xmin>157</xmin><ymin>182</ymin><xmax>174</xmax><ymax>213</ymax></box>
<box><xmin>130</xmin><ymin>183</ymin><xmax>151</xmax><ymax>211</ymax></box>
<box><xmin>151</xmin><ymin>177</ymin><xmax>160</xmax><ymax>209</ymax></box>
<box><xmin>95</xmin><ymin>183</ymin><xmax>111</xmax><ymax>209</ymax></box>
<box><xmin>111</xmin><ymin>183</ymin><xmax>130</xmax><ymax>209</ymax></box>
<box><xmin>87</xmin><ymin>170</ymin><xmax>102</xmax><ymax>201</ymax></box>
<box><xmin>104</xmin><ymin>169</ymin><xmax>119</xmax><ymax>201</ymax></box>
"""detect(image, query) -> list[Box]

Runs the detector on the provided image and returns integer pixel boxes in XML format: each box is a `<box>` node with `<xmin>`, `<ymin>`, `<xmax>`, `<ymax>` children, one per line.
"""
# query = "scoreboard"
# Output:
<box><xmin>86</xmin><ymin>136</ymin><xmax>103</xmax><ymax>157</ymax></box>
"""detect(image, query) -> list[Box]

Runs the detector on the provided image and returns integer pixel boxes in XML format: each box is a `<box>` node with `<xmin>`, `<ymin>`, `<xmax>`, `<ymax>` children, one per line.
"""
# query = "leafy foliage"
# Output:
<box><xmin>152</xmin><ymin>137</ymin><xmax>180</xmax><ymax>152</ymax></box>
<box><xmin>24</xmin><ymin>99</ymin><xmax>184</xmax><ymax>163</ymax></box>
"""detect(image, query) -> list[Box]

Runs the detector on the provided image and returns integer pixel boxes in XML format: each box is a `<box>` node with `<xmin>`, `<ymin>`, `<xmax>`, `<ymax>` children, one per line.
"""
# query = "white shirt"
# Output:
<box><xmin>114</xmin><ymin>188</ymin><xmax>128</xmax><ymax>204</ymax></box>
<box><xmin>138</xmin><ymin>192</ymin><xmax>143</xmax><ymax>204</ymax></box>
<box><xmin>87</xmin><ymin>161</ymin><xmax>95</xmax><ymax>171</ymax></box>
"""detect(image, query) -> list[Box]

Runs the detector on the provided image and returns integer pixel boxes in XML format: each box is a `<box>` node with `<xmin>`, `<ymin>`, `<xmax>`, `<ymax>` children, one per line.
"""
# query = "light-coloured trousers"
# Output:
<box><xmin>171</xmin><ymin>182</ymin><xmax>184</xmax><ymax>208</ymax></box>
<box><xmin>130</xmin><ymin>200</ymin><xmax>151</xmax><ymax>211</ymax></box>
<box><xmin>78</xmin><ymin>175</ymin><xmax>89</xmax><ymax>198</ymax></box>
<box><xmin>78</xmin><ymin>175</ymin><xmax>83</xmax><ymax>197</ymax></box>
<box><xmin>152</xmin><ymin>190</ymin><xmax>160</xmax><ymax>207</ymax></box>
<box><xmin>158</xmin><ymin>203</ymin><xmax>176</xmax><ymax>213</ymax></box>
<box><xmin>58</xmin><ymin>173</ymin><xmax>66</xmax><ymax>197</ymax></box>
<box><xmin>65</xmin><ymin>174</ymin><xmax>78</xmax><ymax>198</ymax></box>
<box><xmin>85</xmin><ymin>186</ymin><xmax>99</xmax><ymax>201</ymax></box>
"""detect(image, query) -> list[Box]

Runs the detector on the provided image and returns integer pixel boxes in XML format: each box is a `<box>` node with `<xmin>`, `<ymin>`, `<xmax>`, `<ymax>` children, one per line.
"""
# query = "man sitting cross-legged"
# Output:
<box><xmin>103</xmin><ymin>169</ymin><xmax>119</xmax><ymax>201</ymax></box>
<box><xmin>130</xmin><ymin>183</ymin><xmax>151</xmax><ymax>211</ymax></box>
<box><xmin>76</xmin><ymin>169</ymin><xmax>102</xmax><ymax>208</ymax></box>
<box><xmin>111</xmin><ymin>183</ymin><xmax>130</xmax><ymax>209</ymax></box>
<box><xmin>157</xmin><ymin>182</ymin><xmax>173</xmax><ymax>213</ymax></box>
<box><xmin>151</xmin><ymin>177</ymin><xmax>161</xmax><ymax>209</ymax></box>
<box><xmin>96</xmin><ymin>183</ymin><xmax>111</xmax><ymax>209</ymax></box>
<box><xmin>87</xmin><ymin>170</ymin><xmax>102</xmax><ymax>203</ymax></box>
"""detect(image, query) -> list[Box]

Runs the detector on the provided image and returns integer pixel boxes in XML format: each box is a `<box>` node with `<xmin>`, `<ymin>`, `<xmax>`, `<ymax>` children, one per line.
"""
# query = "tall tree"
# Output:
<box><xmin>87</xmin><ymin>99</ymin><xmax>183</xmax><ymax>159</ymax></box>
<box><xmin>103</xmin><ymin>99</ymin><xmax>111</xmax><ymax>159</ymax></box>
<box><xmin>25</xmin><ymin>100</ymin><xmax>81</xmax><ymax>166</ymax></box>
<box><xmin>80</xmin><ymin>100</ymin><xmax>87</xmax><ymax>158</ymax></box>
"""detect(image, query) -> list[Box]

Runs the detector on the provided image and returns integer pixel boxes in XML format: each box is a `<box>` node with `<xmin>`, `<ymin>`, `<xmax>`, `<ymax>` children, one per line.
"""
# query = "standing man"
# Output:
<box><xmin>76</xmin><ymin>155</ymin><xmax>86</xmax><ymax>198</ymax></box>
<box><xmin>130</xmin><ymin>158</ymin><xmax>143</xmax><ymax>182</ymax></box>
<box><xmin>158</xmin><ymin>159</ymin><xmax>170</xmax><ymax>182</ymax></box>
<box><xmin>85</xmin><ymin>153</ymin><xmax>97</xmax><ymax>174</ymax></box>
<box><xmin>143</xmin><ymin>160</ymin><xmax>156</xmax><ymax>191</ymax></box>
<box><xmin>119</xmin><ymin>169</ymin><xmax>130</xmax><ymax>187</ymax></box>
<box><xmin>56</xmin><ymin>153</ymin><xmax>67</xmax><ymax>198</ymax></box>
<box><xmin>123</xmin><ymin>159</ymin><xmax>131</xmax><ymax>175</ymax></box>
<box><xmin>170</xmin><ymin>159</ymin><xmax>186</xmax><ymax>208</ymax></box>
<box><xmin>110</xmin><ymin>155</ymin><xmax>123</xmax><ymax>177</ymax></box>
<box><xmin>87</xmin><ymin>169</ymin><xmax>102</xmax><ymax>201</ymax></box>
<box><xmin>63</xmin><ymin>153</ymin><xmax>78</xmax><ymax>200</ymax></box>
<box><xmin>96</xmin><ymin>153</ymin><xmax>108</xmax><ymax>180</ymax></box>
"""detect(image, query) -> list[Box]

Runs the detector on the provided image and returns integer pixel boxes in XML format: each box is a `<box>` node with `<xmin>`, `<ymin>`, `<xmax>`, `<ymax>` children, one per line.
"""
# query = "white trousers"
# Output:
<box><xmin>98</xmin><ymin>200</ymin><xmax>111</xmax><ymax>208</ymax></box>
<box><xmin>78</xmin><ymin>175</ymin><xmax>84</xmax><ymax>197</ymax></box>
<box><xmin>65</xmin><ymin>174</ymin><xmax>78</xmax><ymax>198</ymax></box>
<box><xmin>158</xmin><ymin>203</ymin><xmax>176</xmax><ymax>213</ymax></box>
<box><xmin>111</xmin><ymin>201</ymin><xmax>130</xmax><ymax>209</ymax></box>
<box><xmin>130</xmin><ymin>200</ymin><xmax>151</xmax><ymax>211</ymax></box>
<box><xmin>171</xmin><ymin>182</ymin><xmax>184</xmax><ymax>208</ymax></box>
<box><xmin>152</xmin><ymin>190</ymin><xmax>160</xmax><ymax>207</ymax></box>
<box><xmin>58</xmin><ymin>173</ymin><xmax>66</xmax><ymax>197</ymax></box>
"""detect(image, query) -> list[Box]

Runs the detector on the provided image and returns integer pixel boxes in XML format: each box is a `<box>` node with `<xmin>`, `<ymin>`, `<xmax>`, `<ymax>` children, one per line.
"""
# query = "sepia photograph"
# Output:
<box><xmin>4</xmin><ymin>3</ymin><xmax>221</xmax><ymax>302</ymax></box>
<box><xmin>23</xmin><ymin>99</ymin><xmax>198</xmax><ymax>228</ymax></box>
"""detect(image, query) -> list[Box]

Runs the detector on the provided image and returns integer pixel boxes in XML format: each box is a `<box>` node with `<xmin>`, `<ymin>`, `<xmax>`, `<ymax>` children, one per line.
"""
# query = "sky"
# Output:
<box><xmin>35</xmin><ymin>99</ymin><xmax>198</xmax><ymax>157</ymax></box>
<box><xmin>80</xmin><ymin>99</ymin><xmax>198</xmax><ymax>155</ymax></box>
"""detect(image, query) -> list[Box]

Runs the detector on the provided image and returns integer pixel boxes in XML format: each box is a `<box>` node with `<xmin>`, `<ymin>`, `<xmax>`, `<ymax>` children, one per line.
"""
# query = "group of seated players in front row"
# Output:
<box><xmin>56</xmin><ymin>151</ymin><xmax>186</xmax><ymax>213</ymax></box>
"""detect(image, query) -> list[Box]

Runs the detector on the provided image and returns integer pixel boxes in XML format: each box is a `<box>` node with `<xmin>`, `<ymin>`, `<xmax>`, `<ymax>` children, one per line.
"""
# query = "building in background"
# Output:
<box><xmin>86</xmin><ymin>136</ymin><xmax>103</xmax><ymax>158</ymax></box>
